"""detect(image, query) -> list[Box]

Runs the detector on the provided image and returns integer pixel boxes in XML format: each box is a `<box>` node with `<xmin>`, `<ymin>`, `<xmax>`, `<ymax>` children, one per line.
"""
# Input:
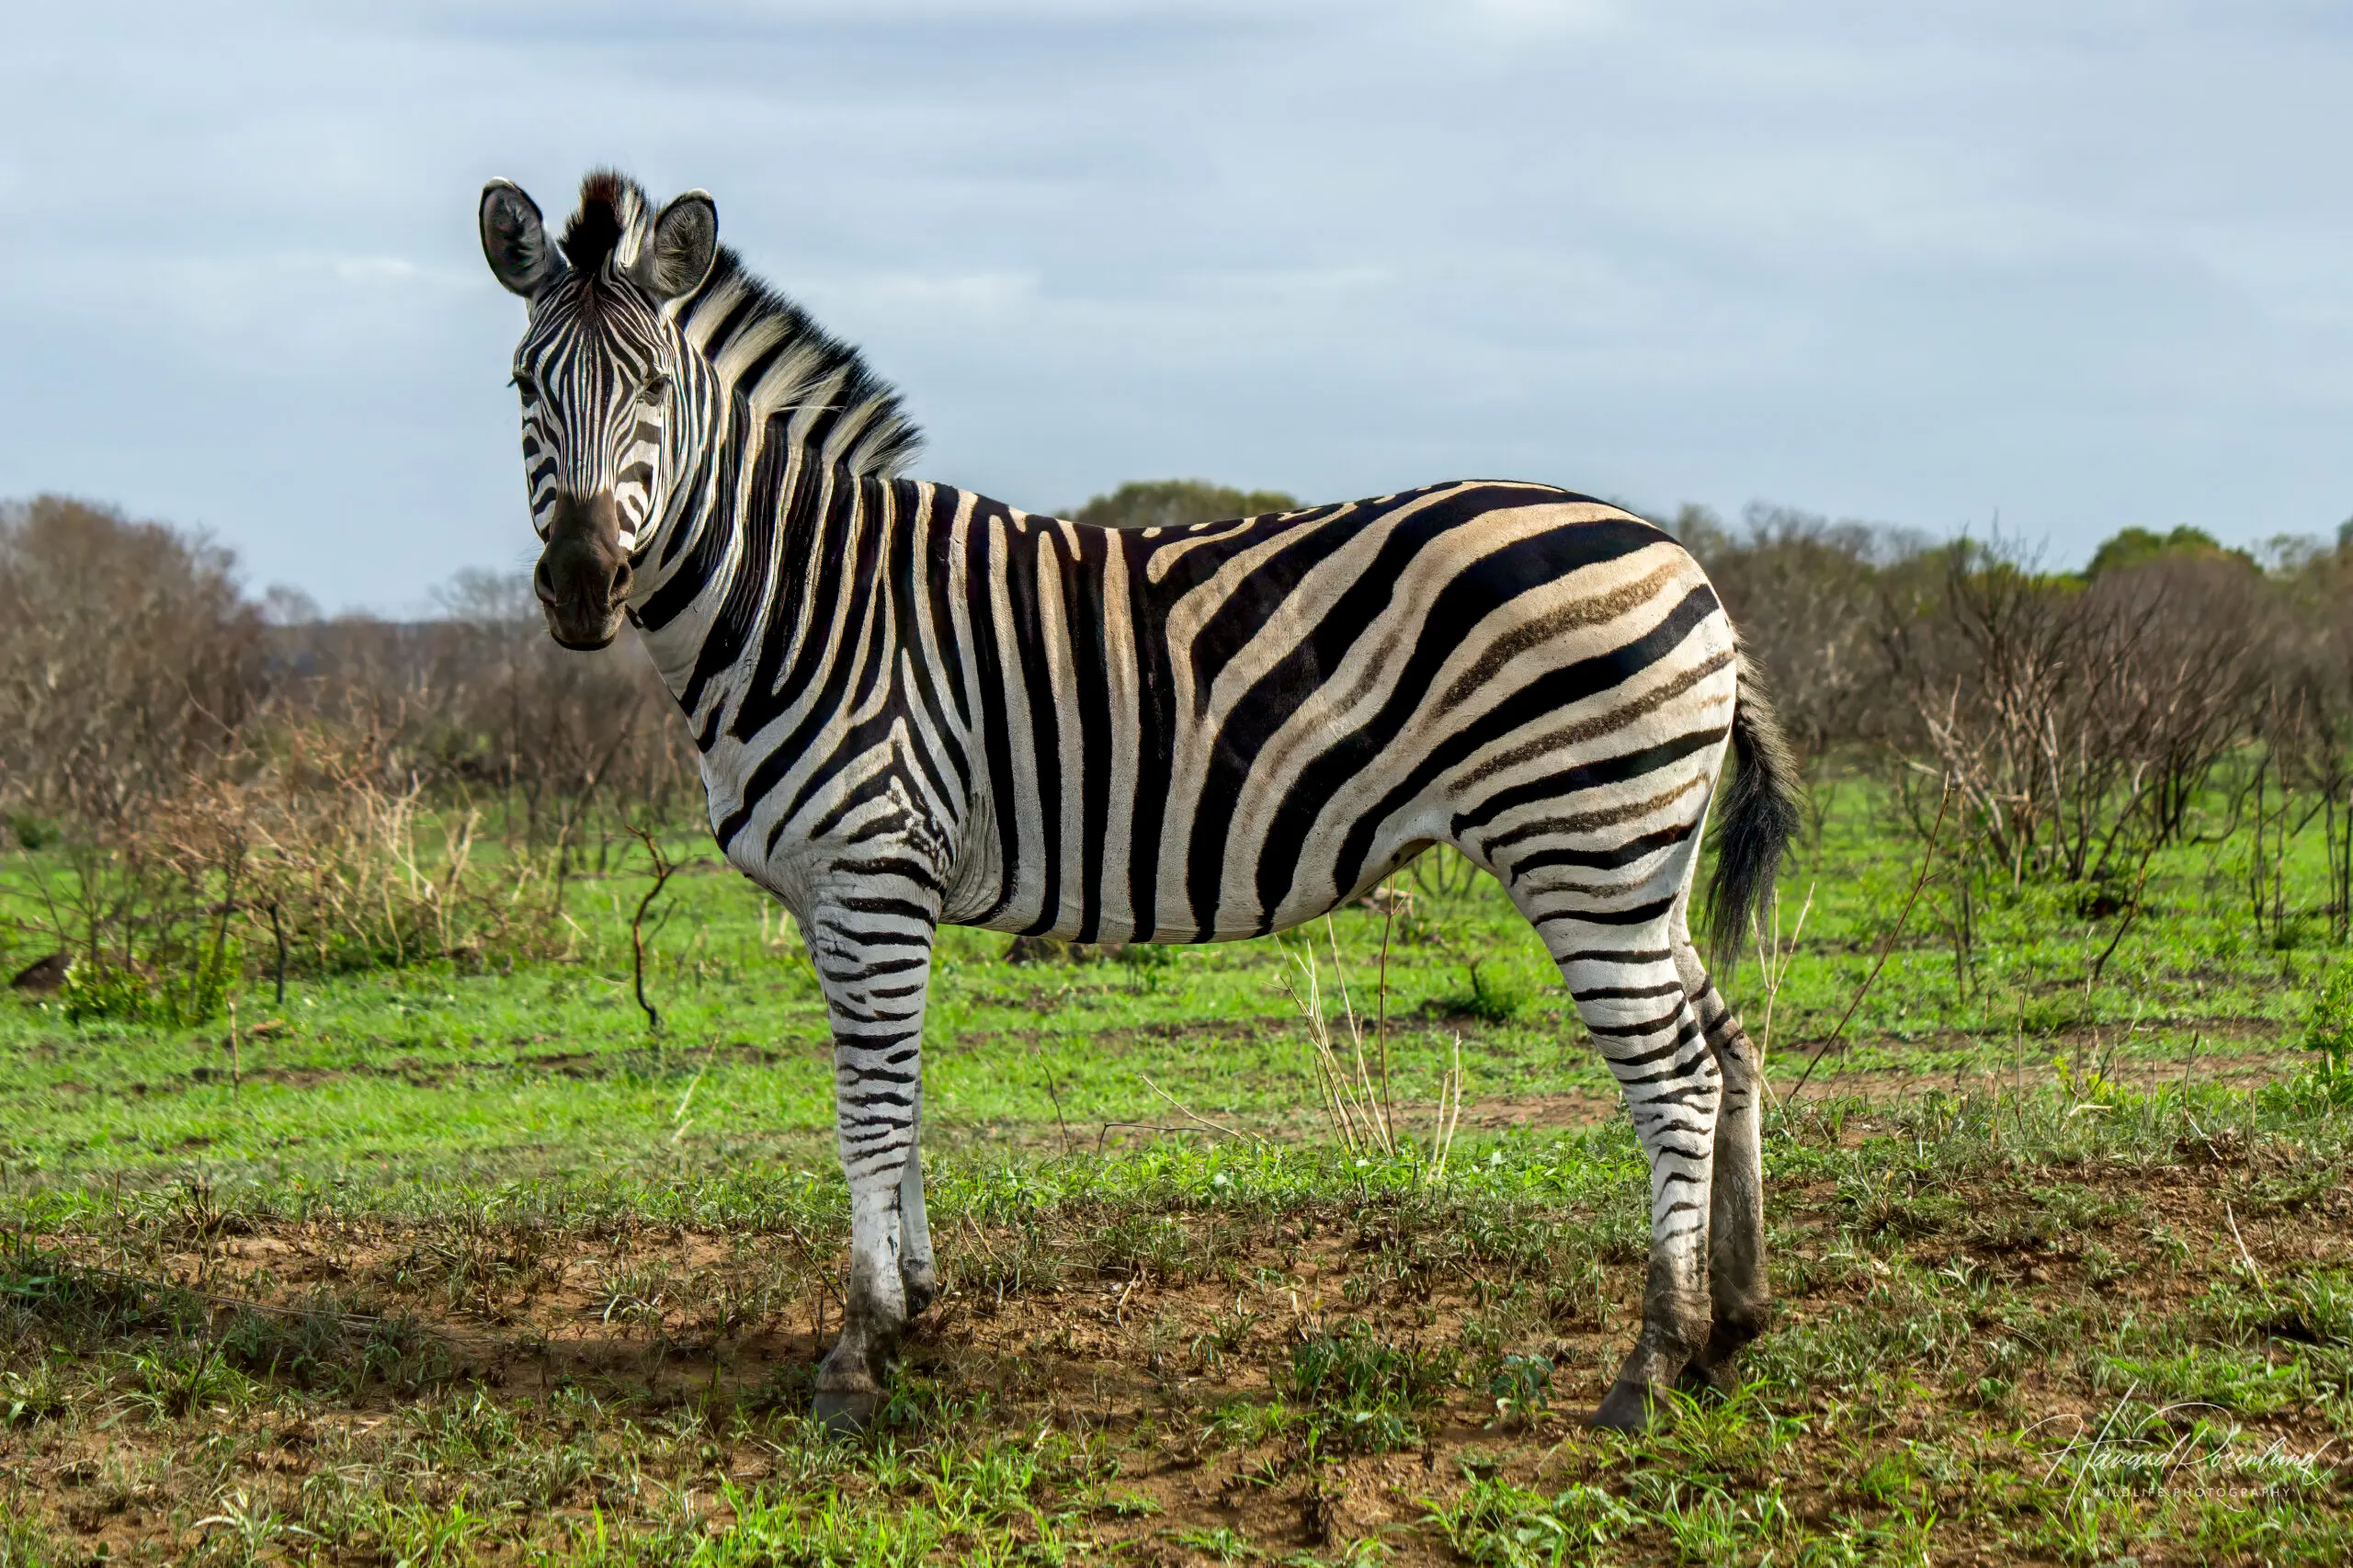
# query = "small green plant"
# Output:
<box><xmin>1168</xmin><ymin>1524</ymin><xmax>1262</xmax><ymax>1562</ymax></box>
<box><xmin>1206</xmin><ymin>1397</ymin><xmax>1299</xmax><ymax>1449</ymax></box>
<box><xmin>2299</xmin><ymin>964</ymin><xmax>2353</xmax><ymax>1106</ymax></box>
<box><xmin>0</xmin><ymin>1364</ymin><xmax>67</xmax><ymax>1426</ymax></box>
<box><xmin>113</xmin><ymin>1344</ymin><xmax>257</xmax><ymax>1423</ymax></box>
<box><xmin>1484</xmin><ymin>1354</ymin><xmax>1552</xmax><ymax>1426</ymax></box>
<box><xmin>0</xmin><ymin>1494</ymin><xmax>60</xmax><ymax>1568</ymax></box>
<box><xmin>1116</xmin><ymin>940</ymin><xmax>1175</xmax><ymax>992</ymax></box>
<box><xmin>369</xmin><ymin>1497</ymin><xmax>490</xmax><ymax>1568</ymax></box>
<box><xmin>192</xmin><ymin>1488</ymin><xmax>291</xmax><ymax>1562</ymax></box>
<box><xmin>1424</xmin><ymin>1477</ymin><xmax>1641</xmax><ymax>1565</ymax></box>
<box><xmin>1281</xmin><ymin>1325</ymin><xmax>1455</xmax><ymax>1455</ymax></box>
<box><xmin>1436</xmin><ymin>956</ymin><xmax>1525</xmax><ymax>1025</ymax></box>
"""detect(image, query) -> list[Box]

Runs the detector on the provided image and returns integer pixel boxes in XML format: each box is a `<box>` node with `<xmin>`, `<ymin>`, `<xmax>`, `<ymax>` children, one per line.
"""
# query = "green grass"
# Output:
<box><xmin>0</xmin><ymin>769</ymin><xmax>2331</xmax><ymax>1192</ymax></box>
<box><xmin>0</xmin><ymin>775</ymin><xmax>2348</xmax><ymax>1562</ymax></box>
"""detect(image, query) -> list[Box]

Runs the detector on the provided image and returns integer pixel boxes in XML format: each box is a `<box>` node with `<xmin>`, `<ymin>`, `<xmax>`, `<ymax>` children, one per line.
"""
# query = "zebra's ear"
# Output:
<box><xmin>641</xmin><ymin>190</ymin><xmax>719</xmax><ymax>302</ymax></box>
<box><xmin>480</xmin><ymin>179</ymin><xmax>560</xmax><ymax>298</ymax></box>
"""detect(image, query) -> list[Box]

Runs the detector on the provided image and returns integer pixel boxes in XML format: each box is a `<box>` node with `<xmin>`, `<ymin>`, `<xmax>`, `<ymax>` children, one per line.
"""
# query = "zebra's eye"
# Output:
<box><xmin>510</xmin><ymin>371</ymin><xmax>539</xmax><ymax>401</ymax></box>
<box><xmin>639</xmin><ymin>374</ymin><xmax>671</xmax><ymax>404</ymax></box>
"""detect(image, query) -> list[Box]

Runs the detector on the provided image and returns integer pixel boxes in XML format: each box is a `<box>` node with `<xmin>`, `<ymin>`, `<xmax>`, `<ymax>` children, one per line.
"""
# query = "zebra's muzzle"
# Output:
<box><xmin>535</xmin><ymin>491</ymin><xmax>633</xmax><ymax>651</ymax></box>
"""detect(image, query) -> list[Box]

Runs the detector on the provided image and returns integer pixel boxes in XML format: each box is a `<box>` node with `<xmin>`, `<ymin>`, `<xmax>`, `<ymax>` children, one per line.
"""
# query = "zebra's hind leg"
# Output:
<box><xmin>897</xmin><ymin>1099</ymin><xmax>938</xmax><ymax>1316</ymax></box>
<box><xmin>1673</xmin><ymin>938</ymin><xmax>1771</xmax><ymax>1396</ymax></box>
<box><xmin>801</xmin><ymin>891</ymin><xmax>938</xmax><ymax>1434</ymax></box>
<box><xmin>1555</xmin><ymin>933</ymin><xmax>1722</xmax><ymax>1432</ymax></box>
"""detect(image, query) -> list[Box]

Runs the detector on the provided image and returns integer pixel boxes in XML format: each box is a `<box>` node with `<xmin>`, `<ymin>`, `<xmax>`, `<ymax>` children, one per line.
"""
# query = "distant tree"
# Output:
<box><xmin>1691</xmin><ymin>503</ymin><xmax>1930</xmax><ymax>761</ymax></box>
<box><xmin>0</xmin><ymin>495</ymin><xmax>264</xmax><ymax>825</ymax></box>
<box><xmin>261</xmin><ymin>584</ymin><xmax>323</xmax><ymax>626</ymax></box>
<box><xmin>1069</xmin><ymin>480</ymin><xmax>1300</xmax><ymax>530</ymax></box>
<box><xmin>2086</xmin><ymin>524</ymin><xmax>2255</xmax><ymax>580</ymax></box>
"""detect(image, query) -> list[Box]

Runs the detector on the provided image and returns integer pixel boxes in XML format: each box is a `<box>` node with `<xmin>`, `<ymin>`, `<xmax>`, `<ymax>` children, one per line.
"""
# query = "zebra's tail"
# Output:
<box><xmin>1702</xmin><ymin>650</ymin><xmax>1803</xmax><ymax>980</ymax></box>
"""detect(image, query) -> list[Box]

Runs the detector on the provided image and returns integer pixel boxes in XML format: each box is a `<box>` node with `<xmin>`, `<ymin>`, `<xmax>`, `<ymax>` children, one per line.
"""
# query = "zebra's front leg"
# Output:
<box><xmin>802</xmin><ymin>892</ymin><xmax>938</xmax><ymax>1434</ymax></box>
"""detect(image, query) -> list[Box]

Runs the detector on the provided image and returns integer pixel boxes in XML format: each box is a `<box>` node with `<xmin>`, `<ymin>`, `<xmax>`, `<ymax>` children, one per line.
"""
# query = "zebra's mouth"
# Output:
<box><xmin>536</xmin><ymin>574</ymin><xmax>630</xmax><ymax>651</ymax></box>
<box><xmin>538</xmin><ymin>587</ymin><xmax>628</xmax><ymax>651</ymax></box>
<box><xmin>535</xmin><ymin>490</ymin><xmax>633</xmax><ymax>653</ymax></box>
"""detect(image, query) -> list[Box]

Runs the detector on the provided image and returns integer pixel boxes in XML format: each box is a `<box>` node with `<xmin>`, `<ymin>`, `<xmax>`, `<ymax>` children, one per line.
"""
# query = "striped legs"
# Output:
<box><xmin>898</xmin><ymin>1085</ymin><xmax>938</xmax><ymax>1316</ymax></box>
<box><xmin>1501</xmin><ymin>837</ymin><xmax>1724</xmax><ymax>1432</ymax></box>
<box><xmin>801</xmin><ymin>887</ymin><xmax>939</xmax><ymax>1432</ymax></box>
<box><xmin>1526</xmin><ymin>912</ymin><xmax>1769</xmax><ymax>1426</ymax></box>
<box><xmin>1676</xmin><ymin>938</ymin><xmax>1771</xmax><ymax>1392</ymax></box>
<box><xmin>1558</xmin><ymin>933</ymin><xmax>1721</xmax><ymax>1430</ymax></box>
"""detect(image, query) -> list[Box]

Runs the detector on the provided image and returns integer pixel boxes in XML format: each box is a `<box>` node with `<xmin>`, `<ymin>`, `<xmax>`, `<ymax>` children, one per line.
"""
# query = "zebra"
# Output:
<box><xmin>478</xmin><ymin>170</ymin><xmax>1802</xmax><ymax>1433</ymax></box>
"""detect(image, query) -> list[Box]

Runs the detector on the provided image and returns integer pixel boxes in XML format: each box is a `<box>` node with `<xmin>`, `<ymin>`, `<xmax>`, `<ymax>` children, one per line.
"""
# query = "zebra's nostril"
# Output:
<box><xmin>610</xmin><ymin>562</ymin><xmax>634</xmax><ymax>604</ymax></box>
<box><xmin>532</xmin><ymin>558</ymin><xmax>559</xmax><ymax>606</ymax></box>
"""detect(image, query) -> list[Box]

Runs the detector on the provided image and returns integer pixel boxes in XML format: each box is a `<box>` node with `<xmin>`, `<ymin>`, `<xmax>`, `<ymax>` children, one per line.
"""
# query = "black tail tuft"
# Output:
<box><xmin>1703</xmin><ymin>652</ymin><xmax>1803</xmax><ymax>980</ymax></box>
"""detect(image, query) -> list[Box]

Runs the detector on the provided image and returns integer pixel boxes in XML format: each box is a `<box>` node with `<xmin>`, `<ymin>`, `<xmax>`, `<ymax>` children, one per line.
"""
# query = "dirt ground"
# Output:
<box><xmin>5</xmin><ymin>1054</ymin><xmax>2348</xmax><ymax>1564</ymax></box>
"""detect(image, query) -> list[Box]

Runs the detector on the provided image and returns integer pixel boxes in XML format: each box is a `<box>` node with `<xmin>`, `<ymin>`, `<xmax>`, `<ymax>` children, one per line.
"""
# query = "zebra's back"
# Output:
<box><xmin>930</xmin><ymin>479</ymin><xmax>1739</xmax><ymax>945</ymax></box>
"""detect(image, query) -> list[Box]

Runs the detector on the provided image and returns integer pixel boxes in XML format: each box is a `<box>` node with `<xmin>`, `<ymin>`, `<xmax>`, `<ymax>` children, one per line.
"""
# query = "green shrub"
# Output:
<box><xmin>58</xmin><ymin>939</ymin><xmax>237</xmax><ymax>1027</ymax></box>
<box><xmin>0</xmin><ymin>1495</ymin><xmax>59</xmax><ymax>1568</ymax></box>
<box><xmin>2298</xmin><ymin>965</ymin><xmax>2353</xmax><ymax>1107</ymax></box>
<box><xmin>1484</xmin><ymin>1353</ymin><xmax>1552</xmax><ymax>1425</ymax></box>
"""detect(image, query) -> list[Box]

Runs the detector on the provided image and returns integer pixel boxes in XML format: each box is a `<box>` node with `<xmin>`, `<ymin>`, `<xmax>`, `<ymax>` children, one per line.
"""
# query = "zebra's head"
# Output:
<box><xmin>478</xmin><ymin>171</ymin><xmax>719</xmax><ymax>650</ymax></box>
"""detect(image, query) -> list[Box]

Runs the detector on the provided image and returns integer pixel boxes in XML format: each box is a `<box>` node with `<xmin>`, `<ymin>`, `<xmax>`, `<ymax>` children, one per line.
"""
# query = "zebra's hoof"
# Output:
<box><xmin>1675</xmin><ymin>1357</ymin><xmax>1738</xmax><ymax>1401</ymax></box>
<box><xmin>901</xmin><ymin>1265</ymin><xmax>938</xmax><ymax>1318</ymax></box>
<box><xmin>811</xmin><ymin>1385</ymin><xmax>879</xmax><ymax>1435</ymax></box>
<box><xmin>1590</xmin><ymin>1379</ymin><xmax>1665</xmax><ymax>1433</ymax></box>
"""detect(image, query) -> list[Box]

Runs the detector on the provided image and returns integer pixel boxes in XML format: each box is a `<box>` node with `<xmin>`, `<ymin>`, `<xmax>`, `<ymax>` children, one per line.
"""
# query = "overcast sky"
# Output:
<box><xmin>4</xmin><ymin>1</ymin><xmax>2349</xmax><ymax>611</ymax></box>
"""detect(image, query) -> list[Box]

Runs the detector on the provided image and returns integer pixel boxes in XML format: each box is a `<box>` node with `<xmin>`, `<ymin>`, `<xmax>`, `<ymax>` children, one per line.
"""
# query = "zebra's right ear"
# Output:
<box><xmin>480</xmin><ymin>179</ymin><xmax>560</xmax><ymax>298</ymax></box>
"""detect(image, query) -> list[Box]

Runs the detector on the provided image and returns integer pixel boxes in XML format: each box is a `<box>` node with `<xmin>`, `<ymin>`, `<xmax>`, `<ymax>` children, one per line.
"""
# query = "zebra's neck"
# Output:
<box><xmin>629</xmin><ymin>396</ymin><xmax>900</xmax><ymax>750</ymax></box>
<box><xmin>668</xmin><ymin>248</ymin><xmax>919</xmax><ymax>480</ymax></box>
<box><xmin>629</xmin><ymin>248</ymin><xmax>924</xmax><ymax>729</ymax></box>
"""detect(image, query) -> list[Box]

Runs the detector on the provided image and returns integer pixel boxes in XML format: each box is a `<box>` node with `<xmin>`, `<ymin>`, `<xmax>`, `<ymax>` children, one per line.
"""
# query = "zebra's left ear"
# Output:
<box><xmin>640</xmin><ymin>190</ymin><xmax>719</xmax><ymax>302</ymax></box>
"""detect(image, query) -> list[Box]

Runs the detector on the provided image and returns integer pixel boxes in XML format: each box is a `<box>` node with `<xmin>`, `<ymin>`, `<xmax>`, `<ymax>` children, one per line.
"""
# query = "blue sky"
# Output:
<box><xmin>4</xmin><ymin>2</ymin><xmax>2349</xmax><ymax>611</ymax></box>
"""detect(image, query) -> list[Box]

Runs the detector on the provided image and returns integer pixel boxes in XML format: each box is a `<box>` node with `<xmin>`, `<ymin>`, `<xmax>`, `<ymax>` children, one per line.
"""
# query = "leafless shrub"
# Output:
<box><xmin>271</xmin><ymin>569</ymin><xmax>698</xmax><ymax>856</ymax></box>
<box><xmin>226</xmin><ymin>716</ymin><xmax>559</xmax><ymax>976</ymax></box>
<box><xmin>2251</xmin><ymin>547</ymin><xmax>2353</xmax><ymax>937</ymax></box>
<box><xmin>1881</xmin><ymin>540</ymin><xmax>2267</xmax><ymax>887</ymax></box>
<box><xmin>2100</xmin><ymin>556</ymin><xmax>2273</xmax><ymax>842</ymax></box>
<box><xmin>0</xmin><ymin>492</ymin><xmax>705</xmax><ymax>999</ymax></box>
<box><xmin>1676</xmin><ymin>503</ymin><xmax>1933</xmax><ymax>764</ymax></box>
<box><xmin>17</xmin><ymin>800</ymin><xmax>246</xmax><ymax>1025</ymax></box>
<box><xmin>5</xmin><ymin>715</ymin><xmax>574</xmax><ymax>1016</ymax></box>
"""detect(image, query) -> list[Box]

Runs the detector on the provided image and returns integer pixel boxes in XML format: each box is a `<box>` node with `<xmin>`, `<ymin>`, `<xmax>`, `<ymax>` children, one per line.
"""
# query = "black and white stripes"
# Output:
<box><xmin>480</xmin><ymin>171</ymin><xmax>1800</xmax><ymax>1430</ymax></box>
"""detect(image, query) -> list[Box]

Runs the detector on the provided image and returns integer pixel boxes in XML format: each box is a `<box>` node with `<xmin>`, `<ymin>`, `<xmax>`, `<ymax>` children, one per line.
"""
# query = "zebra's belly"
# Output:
<box><xmin>942</xmin><ymin>823</ymin><xmax>1439</xmax><ymax>946</ymax></box>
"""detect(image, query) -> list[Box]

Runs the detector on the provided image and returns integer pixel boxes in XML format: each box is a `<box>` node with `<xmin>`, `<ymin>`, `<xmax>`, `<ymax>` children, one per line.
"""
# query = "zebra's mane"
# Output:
<box><xmin>561</xmin><ymin>171</ymin><xmax>924</xmax><ymax>480</ymax></box>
